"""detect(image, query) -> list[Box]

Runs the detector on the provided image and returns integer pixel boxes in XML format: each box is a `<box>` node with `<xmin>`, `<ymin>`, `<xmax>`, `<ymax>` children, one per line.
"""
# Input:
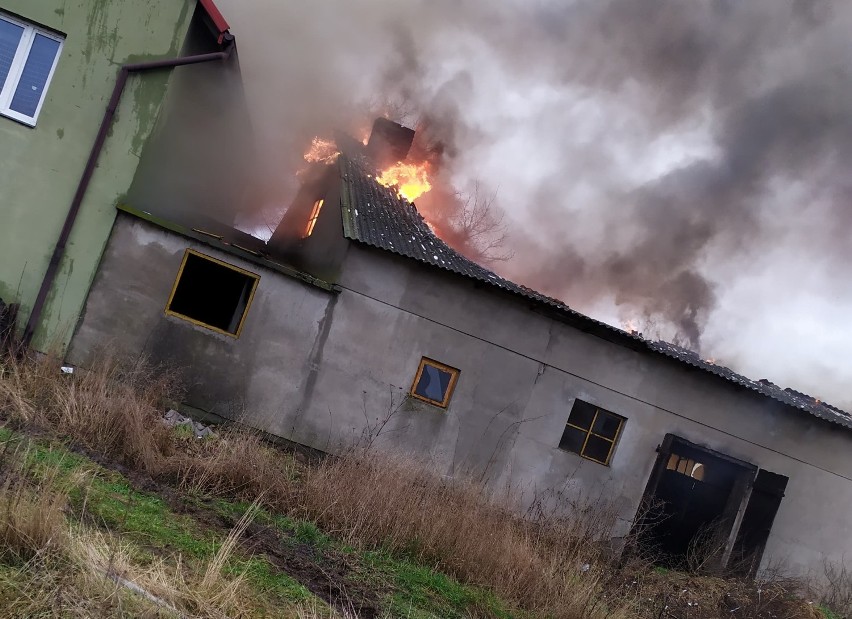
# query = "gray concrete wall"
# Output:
<box><xmin>68</xmin><ymin>214</ymin><xmax>334</xmax><ymax>431</ymax></box>
<box><xmin>70</xmin><ymin>214</ymin><xmax>852</xmax><ymax>582</ymax></box>
<box><xmin>325</xmin><ymin>245</ymin><xmax>852</xmax><ymax>580</ymax></box>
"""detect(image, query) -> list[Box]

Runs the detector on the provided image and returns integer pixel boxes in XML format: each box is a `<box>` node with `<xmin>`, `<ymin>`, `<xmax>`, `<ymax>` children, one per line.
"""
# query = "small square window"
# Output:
<box><xmin>410</xmin><ymin>357</ymin><xmax>460</xmax><ymax>408</ymax></box>
<box><xmin>558</xmin><ymin>400</ymin><xmax>625</xmax><ymax>466</ymax></box>
<box><xmin>0</xmin><ymin>12</ymin><xmax>64</xmax><ymax>126</ymax></box>
<box><xmin>165</xmin><ymin>249</ymin><xmax>259</xmax><ymax>337</ymax></box>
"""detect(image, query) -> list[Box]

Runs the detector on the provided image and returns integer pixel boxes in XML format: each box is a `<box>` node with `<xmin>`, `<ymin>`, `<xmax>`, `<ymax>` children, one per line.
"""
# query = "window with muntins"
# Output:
<box><xmin>165</xmin><ymin>249</ymin><xmax>259</xmax><ymax>337</ymax></box>
<box><xmin>558</xmin><ymin>400</ymin><xmax>625</xmax><ymax>465</ymax></box>
<box><xmin>0</xmin><ymin>12</ymin><xmax>63</xmax><ymax>125</ymax></box>
<box><xmin>410</xmin><ymin>358</ymin><xmax>460</xmax><ymax>408</ymax></box>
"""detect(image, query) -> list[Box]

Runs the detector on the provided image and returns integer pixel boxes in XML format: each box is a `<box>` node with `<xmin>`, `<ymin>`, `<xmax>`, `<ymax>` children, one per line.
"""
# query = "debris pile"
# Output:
<box><xmin>162</xmin><ymin>409</ymin><xmax>217</xmax><ymax>439</ymax></box>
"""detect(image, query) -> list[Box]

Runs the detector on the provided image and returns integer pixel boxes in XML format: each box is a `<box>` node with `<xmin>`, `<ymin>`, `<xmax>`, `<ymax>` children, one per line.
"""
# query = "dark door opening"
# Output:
<box><xmin>637</xmin><ymin>435</ymin><xmax>757</xmax><ymax>569</ymax></box>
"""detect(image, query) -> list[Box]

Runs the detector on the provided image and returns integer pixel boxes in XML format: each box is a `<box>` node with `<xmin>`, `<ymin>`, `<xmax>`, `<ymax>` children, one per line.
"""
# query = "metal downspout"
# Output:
<box><xmin>22</xmin><ymin>34</ymin><xmax>236</xmax><ymax>348</ymax></box>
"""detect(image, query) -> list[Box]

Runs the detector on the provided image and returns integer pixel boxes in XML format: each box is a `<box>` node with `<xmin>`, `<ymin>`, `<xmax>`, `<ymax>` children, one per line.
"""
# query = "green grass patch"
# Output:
<box><xmin>82</xmin><ymin>476</ymin><xmax>213</xmax><ymax>558</ymax></box>
<box><xmin>294</xmin><ymin>520</ymin><xmax>332</xmax><ymax>549</ymax></box>
<box><xmin>363</xmin><ymin>550</ymin><xmax>514</xmax><ymax>619</ymax></box>
<box><xmin>269</xmin><ymin>514</ymin><xmax>333</xmax><ymax>550</ymax></box>
<box><xmin>818</xmin><ymin>605</ymin><xmax>842</xmax><ymax>619</ymax></box>
<box><xmin>26</xmin><ymin>443</ymin><xmax>91</xmax><ymax>474</ymax></box>
<box><xmin>227</xmin><ymin>556</ymin><xmax>315</xmax><ymax>603</ymax></box>
<box><xmin>9</xmin><ymin>434</ymin><xmax>212</xmax><ymax>559</ymax></box>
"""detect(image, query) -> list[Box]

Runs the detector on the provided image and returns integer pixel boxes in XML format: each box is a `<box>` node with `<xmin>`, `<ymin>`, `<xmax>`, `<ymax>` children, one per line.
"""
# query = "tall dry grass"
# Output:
<box><xmin>170</xmin><ymin>429</ymin><xmax>296</xmax><ymax>503</ymax></box>
<box><xmin>300</xmin><ymin>449</ymin><xmax>626</xmax><ymax>618</ymax></box>
<box><xmin>0</xmin><ymin>352</ymin><xmax>631</xmax><ymax>616</ymax></box>
<box><xmin>0</xmin><ymin>442</ymin><xmax>267</xmax><ymax>618</ymax></box>
<box><xmin>0</xmin><ymin>352</ymin><xmax>828</xmax><ymax>619</ymax></box>
<box><xmin>0</xmin><ymin>352</ymin><xmax>298</xmax><ymax>506</ymax></box>
<box><xmin>0</xmin><ymin>459</ymin><xmax>68</xmax><ymax>564</ymax></box>
<box><xmin>0</xmin><ymin>352</ymin><xmax>175</xmax><ymax>470</ymax></box>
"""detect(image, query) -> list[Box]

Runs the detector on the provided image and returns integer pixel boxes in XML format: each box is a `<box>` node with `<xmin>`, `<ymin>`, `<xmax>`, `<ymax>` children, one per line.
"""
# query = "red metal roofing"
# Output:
<box><xmin>199</xmin><ymin>0</ymin><xmax>230</xmax><ymax>36</ymax></box>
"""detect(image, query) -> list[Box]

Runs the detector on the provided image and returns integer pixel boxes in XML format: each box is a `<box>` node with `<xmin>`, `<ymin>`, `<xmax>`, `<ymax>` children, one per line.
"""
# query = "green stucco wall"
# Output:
<box><xmin>0</xmin><ymin>0</ymin><xmax>195</xmax><ymax>350</ymax></box>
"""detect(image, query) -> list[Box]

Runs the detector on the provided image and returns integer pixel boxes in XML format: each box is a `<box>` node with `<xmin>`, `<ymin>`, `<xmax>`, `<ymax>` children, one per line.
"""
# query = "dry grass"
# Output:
<box><xmin>0</xmin><ymin>352</ymin><xmax>833</xmax><ymax>619</ymax></box>
<box><xmin>0</xmin><ymin>433</ymin><xmax>70</xmax><ymax>566</ymax></box>
<box><xmin>0</xmin><ymin>351</ymin><xmax>175</xmax><ymax>470</ymax></box>
<box><xmin>0</xmin><ymin>457</ymin><xmax>267</xmax><ymax>618</ymax></box>
<box><xmin>299</xmin><ymin>449</ymin><xmax>623</xmax><ymax>617</ymax></box>
<box><xmin>819</xmin><ymin>560</ymin><xmax>852</xmax><ymax>617</ymax></box>
<box><xmin>169</xmin><ymin>428</ymin><xmax>296</xmax><ymax>504</ymax></box>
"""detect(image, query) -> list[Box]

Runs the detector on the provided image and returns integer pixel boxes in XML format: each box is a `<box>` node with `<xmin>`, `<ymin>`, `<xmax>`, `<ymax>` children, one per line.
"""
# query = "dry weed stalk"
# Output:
<box><xmin>0</xmin><ymin>353</ymin><xmax>827</xmax><ymax>619</ymax></box>
<box><xmin>0</xmin><ymin>351</ymin><xmax>175</xmax><ymax>470</ymax></box>
<box><xmin>70</xmin><ymin>500</ymin><xmax>262</xmax><ymax>618</ymax></box>
<box><xmin>299</xmin><ymin>448</ymin><xmax>624</xmax><ymax>617</ymax></box>
<box><xmin>170</xmin><ymin>429</ymin><xmax>295</xmax><ymax>503</ymax></box>
<box><xmin>820</xmin><ymin>559</ymin><xmax>852</xmax><ymax>617</ymax></box>
<box><xmin>0</xmin><ymin>479</ymin><xmax>68</xmax><ymax>564</ymax></box>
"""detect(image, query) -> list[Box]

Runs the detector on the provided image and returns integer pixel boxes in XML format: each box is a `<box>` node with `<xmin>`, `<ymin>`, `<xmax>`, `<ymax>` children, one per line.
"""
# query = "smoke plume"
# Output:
<box><xmin>220</xmin><ymin>0</ymin><xmax>852</xmax><ymax>405</ymax></box>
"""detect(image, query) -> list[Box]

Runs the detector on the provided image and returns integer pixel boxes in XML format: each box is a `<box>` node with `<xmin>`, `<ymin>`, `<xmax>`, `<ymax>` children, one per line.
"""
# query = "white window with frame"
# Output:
<box><xmin>0</xmin><ymin>12</ymin><xmax>63</xmax><ymax>126</ymax></box>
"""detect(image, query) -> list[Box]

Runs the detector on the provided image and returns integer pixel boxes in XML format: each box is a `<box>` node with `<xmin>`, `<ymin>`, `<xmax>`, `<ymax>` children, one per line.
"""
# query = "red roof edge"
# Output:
<box><xmin>198</xmin><ymin>0</ymin><xmax>230</xmax><ymax>38</ymax></box>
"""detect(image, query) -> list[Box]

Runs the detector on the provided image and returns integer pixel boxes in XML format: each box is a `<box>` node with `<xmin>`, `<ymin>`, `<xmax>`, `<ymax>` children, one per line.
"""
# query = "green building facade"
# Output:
<box><xmin>0</xmin><ymin>0</ymin><xmax>232</xmax><ymax>350</ymax></box>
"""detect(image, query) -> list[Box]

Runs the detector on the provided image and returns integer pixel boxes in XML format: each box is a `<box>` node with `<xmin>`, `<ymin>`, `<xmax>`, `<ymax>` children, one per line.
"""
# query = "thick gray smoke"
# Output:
<box><xmin>220</xmin><ymin>0</ymin><xmax>852</xmax><ymax>405</ymax></box>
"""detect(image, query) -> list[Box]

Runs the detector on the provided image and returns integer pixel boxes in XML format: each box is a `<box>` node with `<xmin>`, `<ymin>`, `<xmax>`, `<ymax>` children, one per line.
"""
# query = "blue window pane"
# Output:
<box><xmin>10</xmin><ymin>33</ymin><xmax>60</xmax><ymax>118</ymax></box>
<box><xmin>0</xmin><ymin>19</ymin><xmax>24</xmax><ymax>91</ymax></box>
<box><xmin>414</xmin><ymin>364</ymin><xmax>453</xmax><ymax>404</ymax></box>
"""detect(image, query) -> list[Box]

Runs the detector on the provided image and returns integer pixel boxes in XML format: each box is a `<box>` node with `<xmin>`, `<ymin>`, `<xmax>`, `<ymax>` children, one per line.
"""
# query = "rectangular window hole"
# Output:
<box><xmin>165</xmin><ymin>250</ymin><xmax>259</xmax><ymax>337</ymax></box>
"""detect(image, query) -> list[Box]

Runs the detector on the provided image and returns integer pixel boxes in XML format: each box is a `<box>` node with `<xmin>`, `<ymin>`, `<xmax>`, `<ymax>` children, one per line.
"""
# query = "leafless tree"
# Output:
<box><xmin>451</xmin><ymin>182</ymin><xmax>513</xmax><ymax>264</ymax></box>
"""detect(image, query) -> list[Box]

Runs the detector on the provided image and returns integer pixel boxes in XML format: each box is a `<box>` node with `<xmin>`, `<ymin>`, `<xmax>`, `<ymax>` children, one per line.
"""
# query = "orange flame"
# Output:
<box><xmin>622</xmin><ymin>319</ymin><xmax>639</xmax><ymax>335</ymax></box>
<box><xmin>377</xmin><ymin>161</ymin><xmax>432</xmax><ymax>202</ymax></box>
<box><xmin>304</xmin><ymin>137</ymin><xmax>339</xmax><ymax>164</ymax></box>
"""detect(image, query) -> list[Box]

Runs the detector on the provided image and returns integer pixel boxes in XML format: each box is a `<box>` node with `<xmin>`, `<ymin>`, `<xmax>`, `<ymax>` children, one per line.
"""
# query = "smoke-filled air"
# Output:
<box><xmin>219</xmin><ymin>0</ymin><xmax>852</xmax><ymax>407</ymax></box>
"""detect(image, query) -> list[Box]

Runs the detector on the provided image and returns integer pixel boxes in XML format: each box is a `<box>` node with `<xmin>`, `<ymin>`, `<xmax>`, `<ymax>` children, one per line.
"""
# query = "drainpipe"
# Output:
<box><xmin>22</xmin><ymin>34</ymin><xmax>236</xmax><ymax>349</ymax></box>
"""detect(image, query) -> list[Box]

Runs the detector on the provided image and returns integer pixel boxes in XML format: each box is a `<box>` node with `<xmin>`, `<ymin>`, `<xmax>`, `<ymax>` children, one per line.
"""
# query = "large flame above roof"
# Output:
<box><xmin>376</xmin><ymin>161</ymin><xmax>432</xmax><ymax>202</ymax></box>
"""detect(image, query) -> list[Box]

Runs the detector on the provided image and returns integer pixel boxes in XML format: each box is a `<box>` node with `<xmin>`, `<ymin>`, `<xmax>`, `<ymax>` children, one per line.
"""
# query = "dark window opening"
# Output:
<box><xmin>558</xmin><ymin>400</ymin><xmax>625</xmax><ymax>465</ymax></box>
<box><xmin>410</xmin><ymin>358</ymin><xmax>459</xmax><ymax>408</ymax></box>
<box><xmin>166</xmin><ymin>250</ymin><xmax>259</xmax><ymax>337</ymax></box>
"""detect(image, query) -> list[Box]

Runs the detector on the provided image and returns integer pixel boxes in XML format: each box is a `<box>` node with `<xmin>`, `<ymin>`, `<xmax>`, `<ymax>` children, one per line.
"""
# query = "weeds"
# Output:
<box><xmin>0</xmin><ymin>353</ymin><xmax>831</xmax><ymax>619</ymax></box>
<box><xmin>820</xmin><ymin>559</ymin><xmax>852</xmax><ymax>618</ymax></box>
<box><xmin>0</xmin><ymin>351</ymin><xmax>175</xmax><ymax>470</ymax></box>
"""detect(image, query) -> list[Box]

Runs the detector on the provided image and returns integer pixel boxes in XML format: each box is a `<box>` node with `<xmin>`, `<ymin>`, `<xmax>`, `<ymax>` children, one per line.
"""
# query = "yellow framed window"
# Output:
<box><xmin>303</xmin><ymin>198</ymin><xmax>324</xmax><ymax>237</ymax></box>
<box><xmin>558</xmin><ymin>400</ymin><xmax>625</xmax><ymax>465</ymax></box>
<box><xmin>410</xmin><ymin>357</ymin><xmax>460</xmax><ymax>408</ymax></box>
<box><xmin>165</xmin><ymin>249</ymin><xmax>259</xmax><ymax>338</ymax></box>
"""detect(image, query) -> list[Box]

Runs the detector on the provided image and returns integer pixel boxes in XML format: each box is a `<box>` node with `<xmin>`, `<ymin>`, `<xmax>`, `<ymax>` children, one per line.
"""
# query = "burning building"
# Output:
<box><xmin>66</xmin><ymin>116</ymin><xmax>852</xmax><ymax>581</ymax></box>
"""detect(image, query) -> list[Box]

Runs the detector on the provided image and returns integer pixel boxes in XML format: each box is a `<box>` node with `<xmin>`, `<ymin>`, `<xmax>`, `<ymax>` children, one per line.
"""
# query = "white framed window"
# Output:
<box><xmin>0</xmin><ymin>12</ymin><xmax>64</xmax><ymax>126</ymax></box>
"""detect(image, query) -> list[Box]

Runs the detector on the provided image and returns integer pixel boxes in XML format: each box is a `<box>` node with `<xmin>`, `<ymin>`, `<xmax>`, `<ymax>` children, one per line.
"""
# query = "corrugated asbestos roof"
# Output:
<box><xmin>337</xmin><ymin>153</ymin><xmax>852</xmax><ymax>431</ymax></box>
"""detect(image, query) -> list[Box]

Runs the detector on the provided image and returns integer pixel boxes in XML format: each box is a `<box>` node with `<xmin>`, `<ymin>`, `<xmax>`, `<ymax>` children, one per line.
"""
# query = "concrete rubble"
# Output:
<box><xmin>162</xmin><ymin>409</ymin><xmax>217</xmax><ymax>439</ymax></box>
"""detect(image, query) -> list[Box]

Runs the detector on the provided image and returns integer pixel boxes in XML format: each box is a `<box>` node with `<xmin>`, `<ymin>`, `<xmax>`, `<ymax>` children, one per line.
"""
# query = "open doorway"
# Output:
<box><xmin>637</xmin><ymin>434</ymin><xmax>785</xmax><ymax>572</ymax></box>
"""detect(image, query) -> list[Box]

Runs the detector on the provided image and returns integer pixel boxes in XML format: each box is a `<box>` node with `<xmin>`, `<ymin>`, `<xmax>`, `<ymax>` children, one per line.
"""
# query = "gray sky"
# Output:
<box><xmin>219</xmin><ymin>0</ymin><xmax>852</xmax><ymax>407</ymax></box>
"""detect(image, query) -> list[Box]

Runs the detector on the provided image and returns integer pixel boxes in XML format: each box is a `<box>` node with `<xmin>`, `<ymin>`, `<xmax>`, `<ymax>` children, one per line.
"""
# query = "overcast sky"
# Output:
<box><xmin>218</xmin><ymin>0</ymin><xmax>852</xmax><ymax>408</ymax></box>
